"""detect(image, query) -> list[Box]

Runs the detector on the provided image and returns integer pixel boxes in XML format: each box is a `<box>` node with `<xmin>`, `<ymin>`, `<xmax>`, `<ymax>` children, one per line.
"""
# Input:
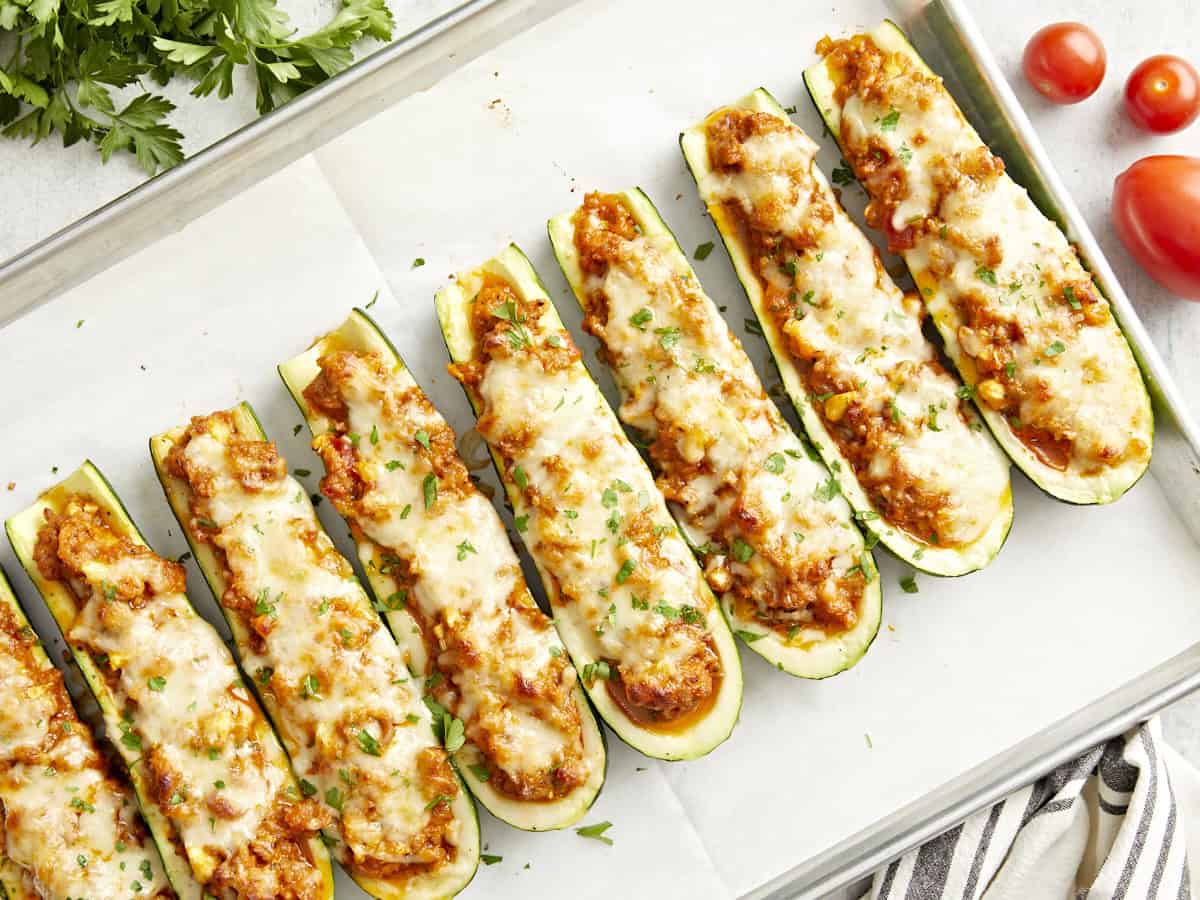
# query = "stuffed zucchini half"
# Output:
<box><xmin>0</xmin><ymin>565</ymin><xmax>174</xmax><ymax>900</ymax></box>
<box><xmin>435</xmin><ymin>245</ymin><xmax>742</xmax><ymax>759</ymax></box>
<box><xmin>150</xmin><ymin>406</ymin><xmax>479</xmax><ymax>900</ymax></box>
<box><xmin>278</xmin><ymin>308</ymin><xmax>606</xmax><ymax>831</ymax></box>
<box><xmin>6</xmin><ymin>462</ymin><xmax>335</xmax><ymax>900</ymax></box>
<box><xmin>548</xmin><ymin>190</ymin><xmax>883</xmax><ymax>677</ymax></box>
<box><xmin>680</xmin><ymin>90</ymin><xmax>1013</xmax><ymax>576</ymax></box>
<box><xmin>804</xmin><ymin>23</ymin><xmax>1153</xmax><ymax>504</ymax></box>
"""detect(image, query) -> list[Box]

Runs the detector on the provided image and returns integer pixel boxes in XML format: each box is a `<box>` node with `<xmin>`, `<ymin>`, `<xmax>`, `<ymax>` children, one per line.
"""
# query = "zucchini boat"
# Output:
<box><xmin>6</xmin><ymin>462</ymin><xmax>335</xmax><ymax>900</ymax></box>
<box><xmin>549</xmin><ymin>189</ymin><xmax>883</xmax><ymax>676</ymax></box>
<box><xmin>680</xmin><ymin>90</ymin><xmax>1013</xmax><ymax>576</ymax></box>
<box><xmin>278</xmin><ymin>308</ymin><xmax>606</xmax><ymax>831</ymax></box>
<box><xmin>150</xmin><ymin>404</ymin><xmax>479</xmax><ymax>900</ymax></box>
<box><xmin>435</xmin><ymin>244</ymin><xmax>742</xmax><ymax>759</ymax></box>
<box><xmin>0</xmin><ymin>564</ymin><xmax>175</xmax><ymax>900</ymax></box>
<box><xmin>804</xmin><ymin>23</ymin><xmax>1153</xmax><ymax>504</ymax></box>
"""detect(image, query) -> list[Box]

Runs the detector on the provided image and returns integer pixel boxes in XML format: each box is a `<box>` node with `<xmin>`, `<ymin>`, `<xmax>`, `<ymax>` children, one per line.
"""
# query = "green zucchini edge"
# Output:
<box><xmin>678</xmin><ymin>87</ymin><xmax>1014</xmax><ymax>575</ymax></box>
<box><xmin>801</xmin><ymin>20</ymin><xmax>1154</xmax><ymax>506</ymax></box>
<box><xmin>547</xmin><ymin>188</ymin><xmax>884</xmax><ymax>676</ymax></box>
<box><xmin>434</xmin><ymin>243</ymin><xmax>744</xmax><ymax>759</ymax></box>
<box><xmin>277</xmin><ymin>306</ymin><xmax>608</xmax><ymax>831</ymax></box>
<box><xmin>148</xmin><ymin>405</ymin><xmax>480</xmax><ymax>900</ymax></box>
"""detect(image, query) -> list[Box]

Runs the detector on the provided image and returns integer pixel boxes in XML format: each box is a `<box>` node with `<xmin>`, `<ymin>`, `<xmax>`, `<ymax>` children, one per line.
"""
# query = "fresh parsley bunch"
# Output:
<box><xmin>0</xmin><ymin>0</ymin><xmax>394</xmax><ymax>173</ymax></box>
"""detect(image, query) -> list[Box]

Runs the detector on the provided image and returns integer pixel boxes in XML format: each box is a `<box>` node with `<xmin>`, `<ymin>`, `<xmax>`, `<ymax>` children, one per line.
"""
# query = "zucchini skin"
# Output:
<box><xmin>802</xmin><ymin>21</ymin><xmax>1154</xmax><ymax>506</ymax></box>
<box><xmin>277</xmin><ymin>306</ymin><xmax>607</xmax><ymax>832</ymax></box>
<box><xmin>5</xmin><ymin>461</ymin><xmax>336</xmax><ymax>900</ymax></box>
<box><xmin>548</xmin><ymin>190</ymin><xmax>884</xmax><ymax>677</ymax></box>
<box><xmin>435</xmin><ymin>244</ymin><xmax>744</xmax><ymax>759</ymax></box>
<box><xmin>6</xmin><ymin>465</ymin><xmax>211</xmax><ymax>900</ymax></box>
<box><xmin>0</xmin><ymin>564</ymin><xmax>163</xmax><ymax>900</ymax></box>
<box><xmin>679</xmin><ymin>89</ymin><xmax>1014</xmax><ymax>577</ymax></box>
<box><xmin>149</xmin><ymin>405</ymin><xmax>480</xmax><ymax>900</ymax></box>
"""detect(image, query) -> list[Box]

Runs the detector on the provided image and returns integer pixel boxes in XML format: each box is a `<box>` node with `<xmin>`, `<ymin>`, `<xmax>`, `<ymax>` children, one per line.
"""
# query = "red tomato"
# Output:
<box><xmin>1022</xmin><ymin>22</ymin><xmax>1107</xmax><ymax>104</ymax></box>
<box><xmin>1124</xmin><ymin>55</ymin><xmax>1200</xmax><ymax>134</ymax></box>
<box><xmin>1112</xmin><ymin>156</ymin><xmax>1200</xmax><ymax>301</ymax></box>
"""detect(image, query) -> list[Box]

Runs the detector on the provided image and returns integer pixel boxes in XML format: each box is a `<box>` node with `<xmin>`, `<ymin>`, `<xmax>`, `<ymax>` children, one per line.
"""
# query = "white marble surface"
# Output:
<box><xmin>0</xmin><ymin>1</ymin><xmax>1198</xmax><ymax>894</ymax></box>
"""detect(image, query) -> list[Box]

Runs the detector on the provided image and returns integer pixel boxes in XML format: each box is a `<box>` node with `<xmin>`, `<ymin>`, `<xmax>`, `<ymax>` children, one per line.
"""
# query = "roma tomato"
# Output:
<box><xmin>1112</xmin><ymin>156</ymin><xmax>1200</xmax><ymax>301</ymax></box>
<box><xmin>1124</xmin><ymin>54</ymin><xmax>1200</xmax><ymax>134</ymax></box>
<box><xmin>1023</xmin><ymin>22</ymin><xmax>1106</xmax><ymax>104</ymax></box>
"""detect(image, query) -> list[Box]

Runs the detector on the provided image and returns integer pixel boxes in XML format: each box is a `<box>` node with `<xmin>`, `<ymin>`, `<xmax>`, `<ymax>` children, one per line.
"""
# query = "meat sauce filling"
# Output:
<box><xmin>34</xmin><ymin>496</ymin><xmax>328</xmax><ymax>900</ymax></box>
<box><xmin>817</xmin><ymin>33</ymin><xmax>1150</xmax><ymax>475</ymax></box>
<box><xmin>302</xmin><ymin>350</ymin><xmax>589</xmax><ymax>803</ymax></box>
<box><xmin>448</xmin><ymin>278</ymin><xmax>723</xmax><ymax>728</ymax></box>
<box><xmin>163</xmin><ymin>412</ymin><xmax>462</xmax><ymax>885</ymax></box>
<box><xmin>571</xmin><ymin>192</ymin><xmax>866</xmax><ymax>634</ymax></box>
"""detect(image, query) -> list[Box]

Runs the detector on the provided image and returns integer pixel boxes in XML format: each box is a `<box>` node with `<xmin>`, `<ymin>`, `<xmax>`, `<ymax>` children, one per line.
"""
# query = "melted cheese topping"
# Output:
<box><xmin>38</xmin><ymin>496</ymin><xmax>318</xmax><ymax>896</ymax></box>
<box><xmin>823</xmin><ymin>34</ymin><xmax>1151</xmax><ymax>479</ymax></box>
<box><xmin>698</xmin><ymin>111</ymin><xmax>1008</xmax><ymax>547</ymax></box>
<box><xmin>569</xmin><ymin>193</ymin><xmax>871</xmax><ymax>637</ymax></box>
<box><xmin>303</xmin><ymin>350</ymin><xmax>590</xmax><ymax>801</ymax></box>
<box><xmin>0</xmin><ymin>599</ymin><xmax>172</xmax><ymax>900</ymax></box>
<box><xmin>451</xmin><ymin>276</ymin><xmax>723</xmax><ymax>724</ymax></box>
<box><xmin>170</xmin><ymin>413</ymin><xmax>465</xmax><ymax>881</ymax></box>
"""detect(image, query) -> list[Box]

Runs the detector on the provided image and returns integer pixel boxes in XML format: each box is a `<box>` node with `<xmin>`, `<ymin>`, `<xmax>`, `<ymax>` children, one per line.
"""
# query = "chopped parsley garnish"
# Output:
<box><xmin>414</xmin><ymin>429</ymin><xmax>431</xmax><ymax>450</ymax></box>
<box><xmin>300</xmin><ymin>674</ymin><xmax>323</xmax><ymax>700</ymax></box>
<box><xmin>580</xmin><ymin>661</ymin><xmax>612</xmax><ymax>685</ymax></box>
<box><xmin>734</xmin><ymin>629</ymin><xmax>766</xmax><ymax>643</ymax></box>
<box><xmin>731</xmin><ymin>538</ymin><xmax>755</xmax><ymax>564</ymax></box>
<box><xmin>631</xmin><ymin>595</ymin><xmax>649</xmax><ymax>611</ymax></box>
<box><xmin>482</xmin><ymin>853</ymin><xmax>503</xmax><ymax>865</ymax></box>
<box><xmin>512</xmin><ymin>465</ymin><xmax>528</xmax><ymax>490</ymax></box>
<box><xmin>813</xmin><ymin>474</ymin><xmax>841</xmax><ymax>502</ymax></box>
<box><xmin>831</xmin><ymin>164</ymin><xmax>856</xmax><ymax>186</ymax></box>
<box><xmin>324</xmin><ymin>787</ymin><xmax>344</xmax><ymax>811</ymax></box>
<box><xmin>514</xmin><ymin>514</ymin><xmax>529</xmax><ymax>532</ymax></box>
<box><xmin>1045</xmin><ymin>340</ymin><xmax>1067</xmax><ymax>357</ymax></box>
<box><xmin>955</xmin><ymin>384</ymin><xmax>976</xmax><ymax>400</ymax></box>
<box><xmin>369</xmin><ymin>424</ymin><xmax>379</xmax><ymax>445</ymax></box>
<box><xmin>424</xmin><ymin>794</ymin><xmax>452</xmax><ymax>811</ymax></box>
<box><xmin>1004</xmin><ymin>361</ymin><xmax>1017</xmax><ymax>379</ymax></box>
<box><xmin>299</xmin><ymin>779</ymin><xmax>318</xmax><ymax>797</ymax></box>
<box><xmin>255</xmin><ymin>666</ymin><xmax>274</xmax><ymax>686</ymax></box>
<box><xmin>444</xmin><ymin>716</ymin><xmax>466</xmax><ymax>752</ymax></box>
<box><xmin>927</xmin><ymin>404</ymin><xmax>943</xmax><ymax>432</ymax></box>
<box><xmin>492</xmin><ymin>300</ymin><xmax>532</xmax><ymax>349</ymax></box>
<box><xmin>744</xmin><ymin>317</ymin><xmax>764</xmax><ymax>338</ymax></box>
<box><xmin>615</xmin><ymin>559</ymin><xmax>635</xmax><ymax>584</ymax></box>
<box><xmin>576</xmin><ymin>821</ymin><xmax>614</xmax><ymax>845</ymax></box>
<box><xmin>294</xmin><ymin>468</ymin><xmax>311</xmax><ymax>477</ymax></box>
<box><xmin>763</xmin><ymin>452</ymin><xmax>786</xmax><ymax>474</ymax></box>
<box><xmin>629</xmin><ymin>308</ymin><xmax>653</xmax><ymax>330</ymax></box>
<box><xmin>469</xmin><ymin>763</ymin><xmax>490</xmax><ymax>782</ymax></box>
<box><xmin>879</xmin><ymin>108</ymin><xmax>901</xmax><ymax>130</ymax></box>
<box><xmin>693</xmin><ymin>241</ymin><xmax>715</xmax><ymax>260</ymax></box>
<box><xmin>356</xmin><ymin>729</ymin><xmax>382</xmax><ymax>756</ymax></box>
<box><xmin>898</xmin><ymin>145</ymin><xmax>913</xmax><ymax>165</ymax></box>
<box><xmin>655</xmin><ymin>326</ymin><xmax>681</xmax><ymax>350</ymax></box>
<box><xmin>412</xmin><ymin>258</ymin><xmax>426</xmax><ymax>269</ymax></box>
<box><xmin>385</xmin><ymin>459</ymin><xmax>405</xmax><ymax>471</ymax></box>
<box><xmin>147</xmin><ymin>676</ymin><xmax>167</xmax><ymax>692</ymax></box>
<box><xmin>253</xmin><ymin>590</ymin><xmax>276</xmax><ymax>617</ymax></box>
<box><xmin>975</xmin><ymin>266</ymin><xmax>998</xmax><ymax>286</ymax></box>
<box><xmin>1063</xmin><ymin>285</ymin><xmax>1081</xmax><ymax>309</ymax></box>
<box><xmin>456</xmin><ymin>539</ymin><xmax>477</xmax><ymax>561</ymax></box>
<box><xmin>422</xmin><ymin>474</ymin><xmax>438</xmax><ymax>510</ymax></box>
<box><xmin>900</xmin><ymin>573</ymin><xmax>919</xmax><ymax>594</ymax></box>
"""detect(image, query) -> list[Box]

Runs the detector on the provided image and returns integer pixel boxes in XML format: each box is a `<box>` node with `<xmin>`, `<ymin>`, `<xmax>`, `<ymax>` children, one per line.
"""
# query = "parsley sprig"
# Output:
<box><xmin>0</xmin><ymin>0</ymin><xmax>394</xmax><ymax>173</ymax></box>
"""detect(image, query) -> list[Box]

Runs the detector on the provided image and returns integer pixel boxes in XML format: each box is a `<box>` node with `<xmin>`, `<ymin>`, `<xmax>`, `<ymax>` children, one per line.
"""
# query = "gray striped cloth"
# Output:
<box><xmin>861</xmin><ymin>719</ymin><xmax>1199</xmax><ymax>900</ymax></box>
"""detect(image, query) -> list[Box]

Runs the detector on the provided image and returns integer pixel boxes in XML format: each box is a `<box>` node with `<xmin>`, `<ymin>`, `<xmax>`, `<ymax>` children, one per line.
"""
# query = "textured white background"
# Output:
<box><xmin>1</xmin><ymin>1</ymin><xmax>1200</xmax><ymax>897</ymax></box>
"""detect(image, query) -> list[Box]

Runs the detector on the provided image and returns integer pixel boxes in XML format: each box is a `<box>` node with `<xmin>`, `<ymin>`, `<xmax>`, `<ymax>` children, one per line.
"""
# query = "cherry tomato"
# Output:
<box><xmin>1022</xmin><ymin>22</ymin><xmax>1107</xmax><ymax>104</ymax></box>
<box><xmin>1124</xmin><ymin>54</ymin><xmax>1200</xmax><ymax>134</ymax></box>
<box><xmin>1112</xmin><ymin>156</ymin><xmax>1200</xmax><ymax>301</ymax></box>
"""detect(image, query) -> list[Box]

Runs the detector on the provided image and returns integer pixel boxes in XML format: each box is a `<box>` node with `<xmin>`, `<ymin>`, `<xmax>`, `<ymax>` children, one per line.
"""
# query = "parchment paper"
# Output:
<box><xmin>2</xmin><ymin>0</ymin><xmax>1199</xmax><ymax>897</ymax></box>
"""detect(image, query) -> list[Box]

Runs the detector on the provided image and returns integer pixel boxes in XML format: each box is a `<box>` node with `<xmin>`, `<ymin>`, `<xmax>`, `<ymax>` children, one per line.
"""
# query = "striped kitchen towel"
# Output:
<box><xmin>862</xmin><ymin>718</ymin><xmax>1200</xmax><ymax>899</ymax></box>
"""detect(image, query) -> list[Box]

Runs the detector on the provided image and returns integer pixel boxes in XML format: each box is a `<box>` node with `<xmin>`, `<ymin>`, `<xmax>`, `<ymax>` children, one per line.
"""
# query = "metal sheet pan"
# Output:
<box><xmin>1</xmin><ymin>0</ymin><xmax>1198</xmax><ymax>898</ymax></box>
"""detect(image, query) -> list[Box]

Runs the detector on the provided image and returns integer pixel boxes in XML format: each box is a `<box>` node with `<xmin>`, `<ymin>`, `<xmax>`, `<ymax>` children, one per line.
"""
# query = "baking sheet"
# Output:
<box><xmin>2</xmin><ymin>0</ymin><xmax>1200</xmax><ymax>898</ymax></box>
